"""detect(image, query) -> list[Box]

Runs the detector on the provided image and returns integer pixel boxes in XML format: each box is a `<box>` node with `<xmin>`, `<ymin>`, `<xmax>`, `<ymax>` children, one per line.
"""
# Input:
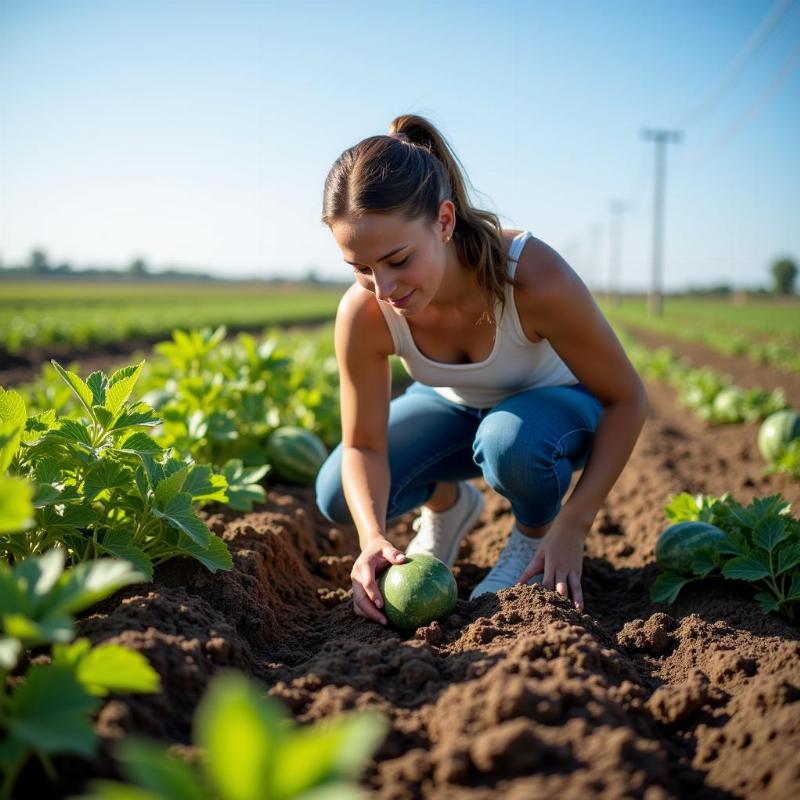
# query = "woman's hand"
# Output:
<box><xmin>350</xmin><ymin>536</ymin><xmax>406</xmax><ymax>625</ymax></box>
<box><xmin>516</xmin><ymin>518</ymin><xmax>590</xmax><ymax>611</ymax></box>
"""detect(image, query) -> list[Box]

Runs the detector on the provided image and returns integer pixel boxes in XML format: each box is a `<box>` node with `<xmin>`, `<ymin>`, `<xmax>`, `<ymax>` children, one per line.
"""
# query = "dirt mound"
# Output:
<box><xmin>16</xmin><ymin>377</ymin><xmax>800</xmax><ymax>799</ymax></box>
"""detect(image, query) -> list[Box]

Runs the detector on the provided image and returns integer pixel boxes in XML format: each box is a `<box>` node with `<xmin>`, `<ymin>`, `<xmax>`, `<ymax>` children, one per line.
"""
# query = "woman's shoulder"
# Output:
<box><xmin>335</xmin><ymin>282</ymin><xmax>395</xmax><ymax>357</ymax></box>
<box><xmin>508</xmin><ymin>232</ymin><xmax>584</xmax><ymax>331</ymax></box>
<box><xmin>510</xmin><ymin>232</ymin><xmax>576</xmax><ymax>296</ymax></box>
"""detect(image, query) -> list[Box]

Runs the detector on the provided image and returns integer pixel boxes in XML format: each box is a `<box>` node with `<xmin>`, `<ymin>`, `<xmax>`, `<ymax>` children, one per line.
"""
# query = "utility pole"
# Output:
<box><xmin>608</xmin><ymin>200</ymin><xmax>626</xmax><ymax>306</ymax></box>
<box><xmin>589</xmin><ymin>224</ymin><xmax>603</xmax><ymax>295</ymax></box>
<box><xmin>641</xmin><ymin>129</ymin><xmax>682</xmax><ymax>316</ymax></box>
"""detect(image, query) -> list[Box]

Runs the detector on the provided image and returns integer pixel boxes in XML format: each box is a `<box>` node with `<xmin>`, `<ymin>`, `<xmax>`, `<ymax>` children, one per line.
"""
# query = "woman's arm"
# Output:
<box><xmin>513</xmin><ymin>237</ymin><xmax>649</xmax><ymax>607</ymax></box>
<box><xmin>334</xmin><ymin>286</ymin><xmax>406</xmax><ymax>624</ymax></box>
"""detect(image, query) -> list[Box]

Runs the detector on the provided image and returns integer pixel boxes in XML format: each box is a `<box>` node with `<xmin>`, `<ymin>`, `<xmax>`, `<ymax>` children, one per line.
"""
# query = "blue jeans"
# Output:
<box><xmin>315</xmin><ymin>381</ymin><xmax>604</xmax><ymax>528</ymax></box>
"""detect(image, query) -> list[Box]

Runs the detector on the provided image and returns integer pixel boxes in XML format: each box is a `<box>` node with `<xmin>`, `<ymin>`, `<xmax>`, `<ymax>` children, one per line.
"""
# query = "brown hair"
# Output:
<box><xmin>321</xmin><ymin>114</ymin><xmax>515</xmax><ymax>325</ymax></box>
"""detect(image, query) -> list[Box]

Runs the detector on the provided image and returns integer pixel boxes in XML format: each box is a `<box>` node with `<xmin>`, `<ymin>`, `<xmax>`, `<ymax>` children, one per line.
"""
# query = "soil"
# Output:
<box><xmin>14</xmin><ymin>359</ymin><xmax>800</xmax><ymax>799</ymax></box>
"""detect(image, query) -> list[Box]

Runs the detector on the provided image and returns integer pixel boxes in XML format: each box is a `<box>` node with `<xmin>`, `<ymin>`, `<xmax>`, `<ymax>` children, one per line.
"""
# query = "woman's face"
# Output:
<box><xmin>331</xmin><ymin>204</ymin><xmax>454</xmax><ymax>315</ymax></box>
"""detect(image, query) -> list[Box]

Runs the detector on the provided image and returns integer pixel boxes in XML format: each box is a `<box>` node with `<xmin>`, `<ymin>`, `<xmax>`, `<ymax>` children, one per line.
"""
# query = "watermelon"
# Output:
<box><xmin>264</xmin><ymin>426</ymin><xmax>328</xmax><ymax>485</ymax></box>
<box><xmin>655</xmin><ymin>521</ymin><xmax>727</xmax><ymax>576</ymax></box>
<box><xmin>378</xmin><ymin>554</ymin><xmax>457</xmax><ymax>631</ymax></box>
<box><xmin>758</xmin><ymin>409</ymin><xmax>800</xmax><ymax>462</ymax></box>
<box><xmin>712</xmin><ymin>388</ymin><xmax>744</xmax><ymax>422</ymax></box>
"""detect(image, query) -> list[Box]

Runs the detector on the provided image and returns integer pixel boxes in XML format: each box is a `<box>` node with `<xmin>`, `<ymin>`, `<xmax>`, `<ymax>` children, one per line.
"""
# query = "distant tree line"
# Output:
<box><xmin>0</xmin><ymin>249</ymin><xmax>348</xmax><ymax>286</ymax></box>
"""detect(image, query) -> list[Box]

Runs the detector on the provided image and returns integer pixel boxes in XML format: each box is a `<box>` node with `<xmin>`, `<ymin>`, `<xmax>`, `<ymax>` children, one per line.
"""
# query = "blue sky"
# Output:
<box><xmin>1</xmin><ymin>0</ymin><xmax>798</xmax><ymax>291</ymax></box>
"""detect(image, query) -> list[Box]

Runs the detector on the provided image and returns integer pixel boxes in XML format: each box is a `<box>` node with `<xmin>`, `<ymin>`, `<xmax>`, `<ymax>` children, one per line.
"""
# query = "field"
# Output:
<box><xmin>0</xmin><ymin>279</ymin><xmax>343</xmax><ymax>365</ymax></box>
<box><xmin>2</xmin><ymin>286</ymin><xmax>800</xmax><ymax>799</ymax></box>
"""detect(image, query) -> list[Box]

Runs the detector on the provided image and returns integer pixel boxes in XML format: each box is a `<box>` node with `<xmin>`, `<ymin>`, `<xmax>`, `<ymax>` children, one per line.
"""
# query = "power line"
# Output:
<box><xmin>685</xmin><ymin>37</ymin><xmax>800</xmax><ymax>169</ymax></box>
<box><xmin>676</xmin><ymin>0</ymin><xmax>795</xmax><ymax>128</ymax></box>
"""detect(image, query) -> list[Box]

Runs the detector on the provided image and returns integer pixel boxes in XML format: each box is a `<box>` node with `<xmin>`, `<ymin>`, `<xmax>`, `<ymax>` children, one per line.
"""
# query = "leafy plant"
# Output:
<box><xmin>651</xmin><ymin>492</ymin><xmax>800</xmax><ymax>619</ymax></box>
<box><xmin>143</xmin><ymin>326</ymin><xmax>341</xmax><ymax>464</ymax></box>
<box><xmin>766</xmin><ymin>438</ymin><xmax>800</xmax><ymax>479</ymax></box>
<box><xmin>2</xmin><ymin>364</ymin><xmax>232</xmax><ymax>578</ymax></box>
<box><xmin>76</xmin><ymin>670</ymin><xmax>387</xmax><ymax>800</ymax></box>
<box><xmin>0</xmin><ymin>549</ymin><xmax>160</xmax><ymax>799</ymax></box>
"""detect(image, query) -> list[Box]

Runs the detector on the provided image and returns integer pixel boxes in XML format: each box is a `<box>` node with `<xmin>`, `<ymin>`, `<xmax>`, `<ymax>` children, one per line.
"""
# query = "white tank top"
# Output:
<box><xmin>377</xmin><ymin>230</ymin><xmax>578</xmax><ymax>408</ymax></box>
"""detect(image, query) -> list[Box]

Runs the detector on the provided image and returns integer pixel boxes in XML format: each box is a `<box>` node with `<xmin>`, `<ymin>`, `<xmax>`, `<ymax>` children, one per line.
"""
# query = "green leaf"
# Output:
<box><xmin>176</xmin><ymin>532</ymin><xmax>232</xmax><ymax>573</ymax></box>
<box><xmin>109</xmin><ymin>403</ymin><xmax>161</xmax><ymax>433</ymax></box>
<box><xmin>98</xmin><ymin>532</ymin><xmax>154</xmax><ymax>582</ymax></box>
<box><xmin>93</xmin><ymin>405</ymin><xmax>115</xmax><ymax>428</ymax></box>
<box><xmin>690</xmin><ymin>548</ymin><xmax>718</xmax><ymax>578</ymax></box>
<box><xmin>2</xmin><ymin>611</ymin><xmax>74</xmax><ymax>646</ymax></box>
<box><xmin>152</xmin><ymin>493</ymin><xmax>210</xmax><ymax>547</ymax></box>
<box><xmin>221</xmin><ymin>460</ymin><xmax>268</xmax><ymax>511</ymax></box>
<box><xmin>224</xmin><ymin>483</ymin><xmax>266</xmax><ymax>512</ymax></box>
<box><xmin>0</xmin><ymin>475</ymin><xmax>35</xmax><ymax>533</ymax></box>
<box><xmin>650</xmin><ymin>571</ymin><xmax>693</xmax><ymax>604</ymax></box>
<box><xmin>664</xmin><ymin>493</ymin><xmax>701</xmax><ymax>523</ymax></box>
<box><xmin>84</xmin><ymin>461</ymin><xmax>134</xmax><ymax>501</ymax></box>
<box><xmin>7</xmin><ymin>663</ymin><xmax>100</xmax><ymax>756</ymax></box>
<box><xmin>23</xmin><ymin>408</ymin><xmax>57</xmax><ymax>442</ymax></box>
<box><xmin>0</xmin><ymin>564</ymin><xmax>27</xmax><ymax>616</ymax></box>
<box><xmin>116</xmin><ymin>431</ymin><xmax>163</xmax><ymax>457</ymax></box>
<box><xmin>51</xmin><ymin>360</ymin><xmax>95</xmax><ymax>417</ymax></box>
<box><xmin>155</xmin><ymin>466</ymin><xmax>189</xmax><ymax>507</ymax></box>
<box><xmin>109</xmin><ymin>362</ymin><xmax>146</xmax><ymax>386</ymax></box>
<box><xmin>40</xmin><ymin>502</ymin><xmax>98</xmax><ymax>530</ymax></box>
<box><xmin>295</xmin><ymin>784</ymin><xmax>371</xmax><ymax>800</ymax></box>
<box><xmin>73</xmin><ymin>780</ymin><xmax>163</xmax><ymax>800</ymax></box>
<box><xmin>105</xmin><ymin>363</ymin><xmax>145</xmax><ymax>416</ymax></box>
<box><xmin>46</xmin><ymin>557</ymin><xmax>146</xmax><ymax>617</ymax></box>
<box><xmin>183</xmin><ymin>464</ymin><xmax>228</xmax><ymax>503</ymax></box>
<box><xmin>14</xmin><ymin>547</ymin><xmax>67</xmax><ymax>609</ymax></box>
<box><xmin>86</xmin><ymin>371</ymin><xmax>110</xmax><ymax>406</ymax></box>
<box><xmin>775</xmin><ymin>541</ymin><xmax>800</xmax><ymax>575</ymax></box>
<box><xmin>50</xmin><ymin>419</ymin><xmax>93</xmax><ymax>448</ymax></box>
<box><xmin>0</xmin><ymin>386</ymin><xmax>27</xmax><ymax>434</ymax></box>
<box><xmin>789</xmin><ymin>572</ymin><xmax>800</xmax><ymax>600</ymax></box>
<box><xmin>721</xmin><ymin>553</ymin><xmax>772</xmax><ymax>582</ymax></box>
<box><xmin>68</xmin><ymin>642</ymin><xmax>161</xmax><ymax>696</ymax></box>
<box><xmin>195</xmin><ymin>672</ymin><xmax>288</xmax><ymax>800</ymax></box>
<box><xmin>272</xmin><ymin>712</ymin><xmax>387</xmax><ymax>797</ymax></box>
<box><xmin>113</xmin><ymin>737</ymin><xmax>206</xmax><ymax>800</ymax></box>
<box><xmin>754</xmin><ymin>592</ymin><xmax>780</xmax><ymax>614</ymax></box>
<box><xmin>752</xmin><ymin>516</ymin><xmax>789</xmax><ymax>552</ymax></box>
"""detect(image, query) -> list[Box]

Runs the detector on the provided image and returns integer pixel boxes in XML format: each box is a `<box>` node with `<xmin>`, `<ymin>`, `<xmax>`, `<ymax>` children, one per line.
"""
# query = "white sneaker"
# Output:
<box><xmin>469</xmin><ymin>524</ymin><xmax>544</xmax><ymax>601</ymax></box>
<box><xmin>405</xmin><ymin>481</ymin><xmax>484</xmax><ymax>568</ymax></box>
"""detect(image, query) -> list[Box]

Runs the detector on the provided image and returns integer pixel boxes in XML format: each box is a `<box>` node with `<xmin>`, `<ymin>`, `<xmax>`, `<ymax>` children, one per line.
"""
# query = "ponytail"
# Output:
<box><xmin>322</xmin><ymin>114</ymin><xmax>513</xmax><ymax>325</ymax></box>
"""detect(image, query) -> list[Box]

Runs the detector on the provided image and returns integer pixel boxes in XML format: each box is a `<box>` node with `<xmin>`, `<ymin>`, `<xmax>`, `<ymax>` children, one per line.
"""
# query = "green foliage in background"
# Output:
<box><xmin>0</xmin><ymin>282</ymin><xmax>342</xmax><ymax>355</ymax></box>
<box><xmin>616</xmin><ymin>334</ymin><xmax>788</xmax><ymax>425</ymax></box>
<box><xmin>602</xmin><ymin>298</ymin><xmax>800</xmax><ymax>374</ymax></box>
<box><xmin>76</xmin><ymin>670</ymin><xmax>387</xmax><ymax>800</ymax></box>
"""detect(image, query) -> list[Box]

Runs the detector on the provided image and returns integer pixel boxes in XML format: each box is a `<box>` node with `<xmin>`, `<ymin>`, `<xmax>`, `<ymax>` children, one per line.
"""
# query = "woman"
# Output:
<box><xmin>315</xmin><ymin>114</ymin><xmax>647</xmax><ymax>626</ymax></box>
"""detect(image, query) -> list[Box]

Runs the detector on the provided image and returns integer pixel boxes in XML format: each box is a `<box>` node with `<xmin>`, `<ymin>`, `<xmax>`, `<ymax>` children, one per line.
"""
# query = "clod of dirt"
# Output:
<box><xmin>647</xmin><ymin>669</ymin><xmax>725</xmax><ymax>725</ymax></box>
<box><xmin>617</xmin><ymin>613</ymin><xmax>677</xmax><ymax>654</ymax></box>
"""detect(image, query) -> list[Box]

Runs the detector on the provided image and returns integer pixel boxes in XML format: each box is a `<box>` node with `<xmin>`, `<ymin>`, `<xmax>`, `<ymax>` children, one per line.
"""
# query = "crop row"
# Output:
<box><xmin>616</xmin><ymin>331</ymin><xmax>799</xmax><ymax>479</ymax></box>
<box><xmin>602</xmin><ymin>301</ymin><xmax>800</xmax><ymax>374</ymax></box>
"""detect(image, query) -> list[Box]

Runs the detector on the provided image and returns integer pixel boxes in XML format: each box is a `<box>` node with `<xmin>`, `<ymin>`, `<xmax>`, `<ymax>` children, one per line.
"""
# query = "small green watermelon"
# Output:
<box><xmin>655</xmin><ymin>521</ymin><xmax>727</xmax><ymax>576</ymax></box>
<box><xmin>758</xmin><ymin>409</ymin><xmax>800</xmax><ymax>463</ymax></box>
<box><xmin>265</xmin><ymin>426</ymin><xmax>328</xmax><ymax>485</ymax></box>
<box><xmin>378</xmin><ymin>554</ymin><xmax>457</xmax><ymax>631</ymax></box>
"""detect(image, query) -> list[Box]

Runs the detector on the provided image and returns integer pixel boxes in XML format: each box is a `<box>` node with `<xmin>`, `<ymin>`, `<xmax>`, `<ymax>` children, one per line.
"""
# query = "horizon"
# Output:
<box><xmin>1</xmin><ymin>0</ymin><xmax>799</xmax><ymax>292</ymax></box>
